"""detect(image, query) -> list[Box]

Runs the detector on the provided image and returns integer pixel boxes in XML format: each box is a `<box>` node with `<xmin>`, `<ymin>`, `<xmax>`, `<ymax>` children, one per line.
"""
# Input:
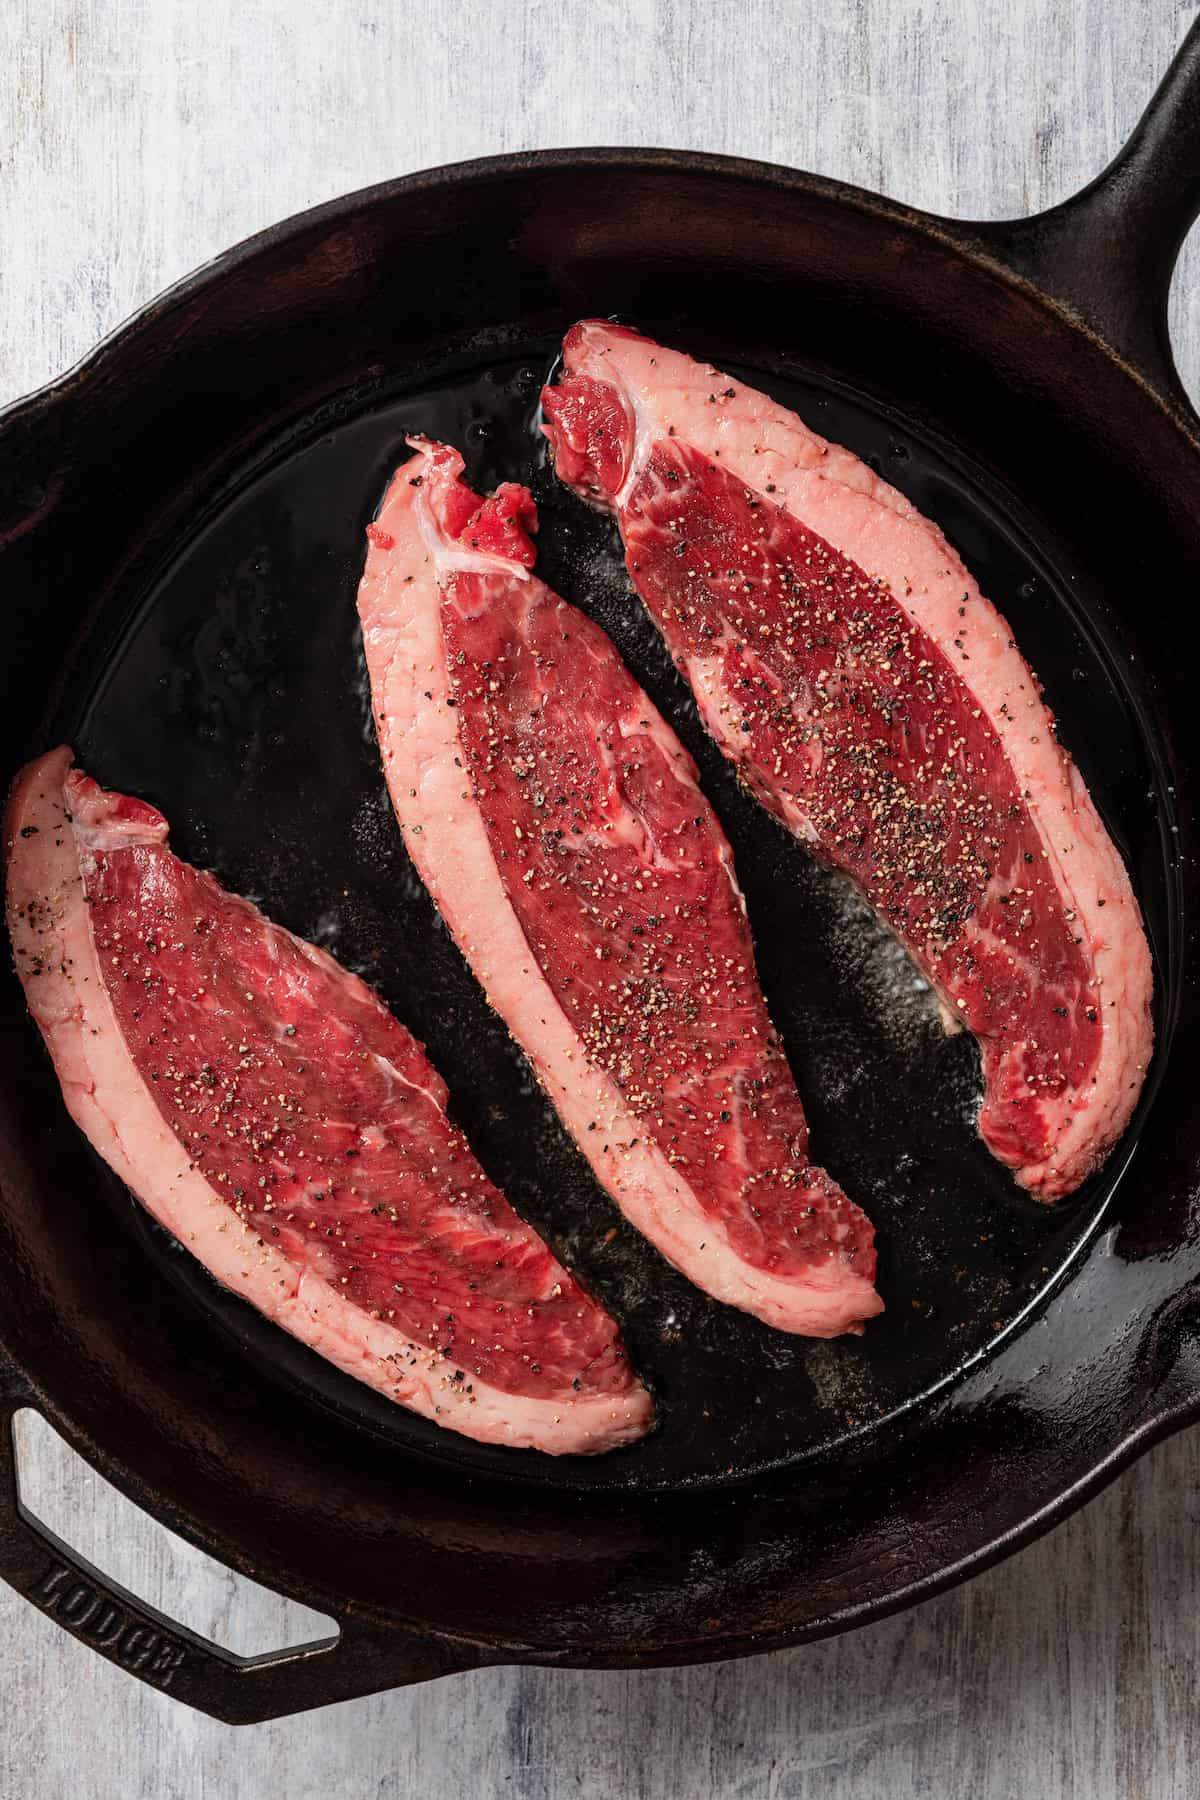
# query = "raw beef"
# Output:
<box><xmin>542</xmin><ymin>322</ymin><xmax>1153</xmax><ymax>1198</ymax></box>
<box><xmin>4</xmin><ymin>748</ymin><xmax>651</xmax><ymax>1454</ymax></box>
<box><xmin>357</xmin><ymin>438</ymin><xmax>880</xmax><ymax>1336</ymax></box>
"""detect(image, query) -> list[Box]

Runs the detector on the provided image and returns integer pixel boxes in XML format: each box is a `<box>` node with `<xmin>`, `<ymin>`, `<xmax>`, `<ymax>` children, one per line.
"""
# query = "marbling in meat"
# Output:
<box><xmin>5</xmin><ymin>749</ymin><xmax>650</xmax><ymax>1454</ymax></box>
<box><xmin>357</xmin><ymin>438</ymin><xmax>880</xmax><ymax>1336</ymax></box>
<box><xmin>543</xmin><ymin>322</ymin><xmax>1153</xmax><ymax>1198</ymax></box>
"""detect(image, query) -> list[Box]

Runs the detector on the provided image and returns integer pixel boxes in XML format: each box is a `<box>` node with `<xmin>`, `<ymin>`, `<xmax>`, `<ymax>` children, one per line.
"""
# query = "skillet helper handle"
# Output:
<box><xmin>975</xmin><ymin>16</ymin><xmax>1200</xmax><ymax>420</ymax></box>
<box><xmin>0</xmin><ymin>1366</ymin><xmax>480</xmax><ymax>1723</ymax></box>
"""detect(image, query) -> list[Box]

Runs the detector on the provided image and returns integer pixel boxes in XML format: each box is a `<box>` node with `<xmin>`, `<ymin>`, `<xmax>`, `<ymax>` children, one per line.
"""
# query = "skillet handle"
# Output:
<box><xmin>0</xmin><ymin>1367</ymin><xmax>484</xmax><ymax>1723</ymax></box>
<box><xmin>972</xmin><ymin>17</ymin><xmax>1200</xmax><ymax>421</ymax></box>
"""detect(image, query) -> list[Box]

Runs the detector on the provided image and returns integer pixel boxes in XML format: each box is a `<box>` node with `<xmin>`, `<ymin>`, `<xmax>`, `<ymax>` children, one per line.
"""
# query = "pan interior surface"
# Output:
<box><xmin>48</xmin><ymin>331</ymin><xmax>1172</xmax><ymax>1496</ymax></box>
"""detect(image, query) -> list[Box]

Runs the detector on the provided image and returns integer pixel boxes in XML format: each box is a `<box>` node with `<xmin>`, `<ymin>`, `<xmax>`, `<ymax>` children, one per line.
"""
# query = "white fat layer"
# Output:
<box><xmin>4</xmin><ymin>748</ymin><xmax>649</xmax><ymax>1454</ymax></box>
<box><xmin>407</xmin><ymin>434</ymin><xmax>533</xmax><ymax>582</ymax></box>
<box><xmin>563</xmin><ymin>323</ymin><xmax>1153</xmax><ymax>1195</ymax></box>
<box><xmin>357</xmin><ymin>442</ymin><xmax>880</xmax><ymax>1335</ymax></box>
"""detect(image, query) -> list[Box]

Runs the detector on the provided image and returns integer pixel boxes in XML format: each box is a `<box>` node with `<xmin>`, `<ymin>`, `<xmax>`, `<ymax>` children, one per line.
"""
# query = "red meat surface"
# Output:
<box><xmin>5</xmin><ymin>749</ymin><xmax>650</xmax><ymax>1453</ymax></box>
<box><xmin>543</xmin><ymin>321</ymin><xmax>1153</xmax><ymax>1198</ymax></box>
<box><xmin>357</xmin><ymin>438</ymin><xmax>880</xmax><ymax>1336</ymax></box>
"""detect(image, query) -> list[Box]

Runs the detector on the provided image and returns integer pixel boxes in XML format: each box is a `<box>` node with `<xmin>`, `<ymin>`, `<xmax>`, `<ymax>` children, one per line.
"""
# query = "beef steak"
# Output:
<box><xmin>542</xmin><ymin>321</ymin><xmax>1153</xmax><ymax>1198</ymax></box>
<box><xmin>357</xmin><ymin>438</ymin><xmax>880</xmax><ymax>1336</ymax></box>
<box><xmin>5</xmin><ymin>749</ymin><xmax>651</xmax><ymax>1454</ymax></box>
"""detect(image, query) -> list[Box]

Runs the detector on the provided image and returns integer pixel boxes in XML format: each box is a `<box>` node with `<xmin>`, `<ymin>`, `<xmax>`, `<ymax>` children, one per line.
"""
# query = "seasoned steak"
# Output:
<box><xmin>5</xmin><ymin>749</ymin><xmax>650</xmax><ymax>1454</ymax></box>
<box><xmin>543</xmin><ymin>321</ymin><xmax>1153</xmax><ymax>1198</ymax></box>
<box><xmin>357</xmin><ymin>438</ymin><xmax>880</xmax><ymax>1335</ymax></box>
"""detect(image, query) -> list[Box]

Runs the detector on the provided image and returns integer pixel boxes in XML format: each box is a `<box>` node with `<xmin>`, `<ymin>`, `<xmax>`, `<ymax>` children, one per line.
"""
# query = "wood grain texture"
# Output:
<box><xmin>2</xmin><ymin>2</ymin><xmax>1200</xmax><ymax>1795</ymax></box>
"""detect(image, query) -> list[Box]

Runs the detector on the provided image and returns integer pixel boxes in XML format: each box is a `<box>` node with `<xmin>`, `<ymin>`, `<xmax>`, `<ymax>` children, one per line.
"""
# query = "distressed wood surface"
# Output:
<box><xmin>2</xmin><ymin>3</ymin><xmax>1200</xmax><ymax>1795</ymax></box>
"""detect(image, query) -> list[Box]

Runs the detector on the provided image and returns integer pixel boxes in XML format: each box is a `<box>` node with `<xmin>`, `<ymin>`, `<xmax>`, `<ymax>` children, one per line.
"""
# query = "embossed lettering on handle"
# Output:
<box><xmin>29</xmin><ymin>1561</ymin><xmax>189</xmax><ymax>1690</ymax></box>
<box><xmin>0</xmin><ymin>1377</ymin><xmax>474</xmax><ymax>1721</ymax></box>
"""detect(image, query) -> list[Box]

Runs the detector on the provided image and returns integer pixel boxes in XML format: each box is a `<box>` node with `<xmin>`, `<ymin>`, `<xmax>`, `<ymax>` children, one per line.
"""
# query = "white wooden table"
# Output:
<box><xmin>3</xmin><ymin>4</ymin><xmax>1199</xmax><ymax>1794</ymax></box>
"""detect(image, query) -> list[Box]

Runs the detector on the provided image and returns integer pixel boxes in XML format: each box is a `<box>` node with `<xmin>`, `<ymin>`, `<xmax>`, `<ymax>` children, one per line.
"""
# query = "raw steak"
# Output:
<box><xmin>357</xmin><ymin>437</ymin><xmax>880</xmax><ymax>1336</ymax></box>
<box><xmin>542</xmin><ymin>322</ymin><xmax>1153</xmax><ymax>1199</ymax></box>
<box><xmin>5</xmin><ymin>748</ymin><xmax>650</xmax><ymax>1455</ymax></box>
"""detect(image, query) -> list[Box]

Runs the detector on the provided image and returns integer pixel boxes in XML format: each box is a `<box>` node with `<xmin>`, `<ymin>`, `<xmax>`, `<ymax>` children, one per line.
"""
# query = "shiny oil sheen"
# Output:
<box><xmin>2</xmin><ymin>85</ymin><xmax>1199</xmax><ymax>1714</ymax></box>
<box><xmin>51</xmin><ymin>343</ymin><xmax>1171</xmax><ymax>1492</ymax></box>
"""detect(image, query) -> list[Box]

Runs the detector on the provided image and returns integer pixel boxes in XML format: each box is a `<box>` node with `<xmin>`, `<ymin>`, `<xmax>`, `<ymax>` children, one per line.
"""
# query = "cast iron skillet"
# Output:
<box><xmin>2</xmin><ymin>27</ymin><xmax>1200</xmax><ymax>1726</ymax></box>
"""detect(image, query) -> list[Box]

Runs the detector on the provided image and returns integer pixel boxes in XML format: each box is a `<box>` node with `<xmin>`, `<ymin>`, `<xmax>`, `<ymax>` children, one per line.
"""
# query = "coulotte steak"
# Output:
<box><xmin>357</xmin><ymin>437</ymin><xmax>881</xmax><ymax>1338</ymax></box>
<box><xmin>542</xmin><ymin>323</ymin><xmax>1154</xmax><ymax>1199</ymax></box>
<box><xmin>4</xmin><ymin>749</ymin><xmax>651</xmax><ymax>1455</ymax></box>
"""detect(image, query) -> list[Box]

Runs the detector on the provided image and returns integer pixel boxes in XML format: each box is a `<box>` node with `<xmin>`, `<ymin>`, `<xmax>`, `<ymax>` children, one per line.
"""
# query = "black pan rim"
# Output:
<box><xmin>3</xmin><ymin>144</ymin><xmax>1198</xmax><ymax>456</ymax></box>
<box><xmin>9</xmin><ymin>1327</ymin><xmax>1198</xmax><ymax>1665</ymax></box>
<box><xmin>2</xmin><ymin>125</ymin><xmax>1200</xmax><ymax>1709</ymax></box>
